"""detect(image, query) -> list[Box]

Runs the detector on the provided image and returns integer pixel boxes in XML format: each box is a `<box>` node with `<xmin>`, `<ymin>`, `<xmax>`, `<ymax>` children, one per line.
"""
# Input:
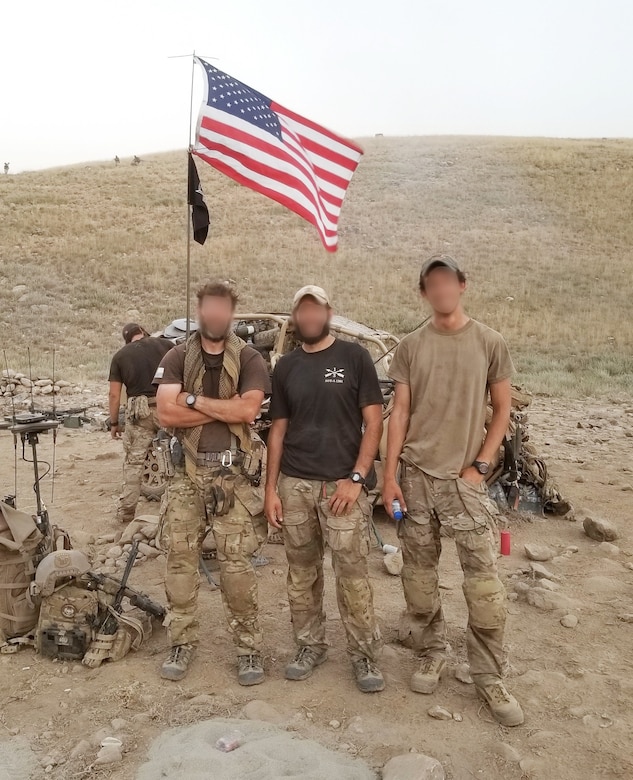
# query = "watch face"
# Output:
<box><xmin>477</xmin><ymin>462</ymin><xmax>489</xmax><ymax>475</ymax></box>
<box><xmin>187</xmin><ymin>394</ymin><xmax>196</xmax><ymax>407</ymax></box>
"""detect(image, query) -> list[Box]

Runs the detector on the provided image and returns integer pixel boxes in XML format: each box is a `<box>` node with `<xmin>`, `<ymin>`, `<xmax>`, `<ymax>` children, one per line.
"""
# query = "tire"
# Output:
<box><xmin>141</xmin><ymin>448</ymin><xmax>167</xmax><ymax>501</ymax></box>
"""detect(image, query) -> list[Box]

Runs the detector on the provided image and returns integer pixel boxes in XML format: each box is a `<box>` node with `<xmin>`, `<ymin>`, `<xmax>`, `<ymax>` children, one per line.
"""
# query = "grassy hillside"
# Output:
<box><xmin>0</xmin><ymin>137</ymin><xmax>631</xmax><ymax>397</ymax></box>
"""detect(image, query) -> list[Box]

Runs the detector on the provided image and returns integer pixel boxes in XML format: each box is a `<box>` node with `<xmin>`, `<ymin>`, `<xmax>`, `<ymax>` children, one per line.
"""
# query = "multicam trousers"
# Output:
<box><xmin>278</xmin><ymin>474</ymin><xmax>382</xmax><ymax>663</ymax></box>
<box><xmin>117</xmin><ymin>405</ymin><xmax>160</xmax><ymax>522</ymax></box>
<box><xmin>159</xmin><ymin>463</ymin><xmax>268</xmax><ymax>654</ymax></box>
<box><xmin>397</xmin><ymin>462</ymin><xmax>507</xmax><ymax>685</ymax></box>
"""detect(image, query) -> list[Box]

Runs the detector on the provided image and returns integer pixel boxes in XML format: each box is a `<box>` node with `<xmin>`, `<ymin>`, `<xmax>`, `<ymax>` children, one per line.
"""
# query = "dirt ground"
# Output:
<box><xmin>1</xmin><ymin>392</ymin><xmax>632</xmax><ymax>779</ymax></box>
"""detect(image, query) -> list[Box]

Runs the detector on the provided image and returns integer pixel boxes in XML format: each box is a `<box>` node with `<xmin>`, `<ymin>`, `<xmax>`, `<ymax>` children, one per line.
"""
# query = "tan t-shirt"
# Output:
<box><xmin>388</xmin><ymin>319</ymin><xmax>514</xmax><ymax>479</ymax></box>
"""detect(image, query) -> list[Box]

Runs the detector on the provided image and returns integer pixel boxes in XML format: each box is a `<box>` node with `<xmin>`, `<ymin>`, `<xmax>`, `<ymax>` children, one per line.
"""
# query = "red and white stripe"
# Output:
<box><xmin>193</xmin><ymin>74</ymin><xmax>363</xmax><ymax>252</ymax></box>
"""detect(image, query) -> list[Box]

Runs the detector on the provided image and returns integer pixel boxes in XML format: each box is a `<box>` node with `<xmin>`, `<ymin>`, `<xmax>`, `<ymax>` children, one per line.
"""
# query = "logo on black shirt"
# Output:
<box><xmin>324</xmin><ymin>367</ymin><xmax>345</xmax><ymax>384</ymax></box>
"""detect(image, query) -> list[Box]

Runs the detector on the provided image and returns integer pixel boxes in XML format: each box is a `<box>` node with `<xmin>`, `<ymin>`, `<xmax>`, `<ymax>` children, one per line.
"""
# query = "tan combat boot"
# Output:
<box><xmin>160</xmin><ymin>644</ymin><xmax>195</xmax><ymax>681</ymax></box>
<box><xmin>285</xmin><ymin>646</ymin><xmax>328</xmax><ymax>681</ymax></box>
<box><xmin>410</xmin><ymin>655</ymin><xmax>446</xmax><ymax>694</ymax></box>
<box><xmin>476</xmin><ymin>681</ymin><xmax>524</xmax><ymax>727</ymax></box>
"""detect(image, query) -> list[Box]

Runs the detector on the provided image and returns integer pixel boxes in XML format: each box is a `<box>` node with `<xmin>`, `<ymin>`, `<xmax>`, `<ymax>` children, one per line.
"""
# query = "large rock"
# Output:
<box><xmin>526</xmin><ymin>587</ymin><xmax>578</xmax><ymax>612</ymax></box>
<box><xmin>383</xmin><ymin>754</ymin><xmax>445</xmax><ymax>780</ymax></box>
<box><xmin>241</xmin><ymin>700</ymin><xmax>286</xmax><ymax>725</ymax></box>
<box><xmin>583</xmin><ymin>515</ymin><xmax>618</xmax><ymax>542</ymax></box>
<box><xmin>524</xmin><ymin>543</ymin><xmax>555</xmax><ymax>561</ymax></box>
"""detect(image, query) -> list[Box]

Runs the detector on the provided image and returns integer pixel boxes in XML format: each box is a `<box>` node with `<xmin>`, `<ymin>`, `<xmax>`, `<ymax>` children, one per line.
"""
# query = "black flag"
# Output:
<box><xmin>188</xmin><ymin>153</ymin><xmax>210</xmax><ymax>245</ymax></box>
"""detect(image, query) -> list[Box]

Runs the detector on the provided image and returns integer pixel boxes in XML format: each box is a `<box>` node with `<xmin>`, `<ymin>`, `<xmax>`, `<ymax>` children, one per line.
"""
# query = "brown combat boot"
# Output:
<box><xmin>410</xmin><ymin>655</ymin><xmax>446</xmax><ymax>694</ymax></box>
<box><xmin>476</xmin><ymin>681</ymin><xmax>524</xmax><ymax>727</ymax></box>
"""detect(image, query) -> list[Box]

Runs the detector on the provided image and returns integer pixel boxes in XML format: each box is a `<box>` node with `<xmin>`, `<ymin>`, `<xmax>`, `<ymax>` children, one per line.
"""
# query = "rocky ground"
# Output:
<box><xmin>0</xmin><ymin>392</ymin><xmax>632</xmax><ymax>779</ymax></box>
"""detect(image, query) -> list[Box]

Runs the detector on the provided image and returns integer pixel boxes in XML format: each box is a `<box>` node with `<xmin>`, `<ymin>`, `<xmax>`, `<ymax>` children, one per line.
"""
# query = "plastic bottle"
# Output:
<box><xmin>215</xmin><ymin>730</ymin><xmax>243</xmax><ymax>752</ymax></box>
<box><xmin>391</xmin><ymin>500</ymin><xmax>404</xmax><ymax>521</ymax></box>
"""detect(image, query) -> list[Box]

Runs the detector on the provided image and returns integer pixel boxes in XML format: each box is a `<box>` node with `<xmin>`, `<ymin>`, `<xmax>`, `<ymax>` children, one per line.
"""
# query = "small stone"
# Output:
<box><xmin>454</xmin><ymin>663</ymin><xmax>473</xmax><ymax>684</ymax></box>
<box><xmin>574</xmin><ymin>475</ymin><xmax>585</xmax><ymax>483</ymax></box>
<box><xmin>583</xmin><ymin>515</ymin><xmax>618</xmax><ymax>542</ymax></box>
<box><xmin>427</xmin><ymin>705</ymin><xmax>453</xmax><ymax>721</ymax></box>
<box><xmin>566</xmin><ymin>545</ymin><xmax>579</xmax><ymax>553</ymax></box>
<box><xmin>524</xmin><ymin>543</ymin><xmax>555</xmax><ymax>562</ymax></box>
<box><xmin>625</xmin><ymin>562</ymin><xmax>633</xmax><ymax>571</ymax></box>
<box><xmin>507</xmin><ymin>592</ymin><xmax>518</xmax><ymax>602</ymax></box>
<box><xmin>617</xmin><ymin>613</ymin><xmax>633</xmax><ymax>623</ymax></box>
<box><xmin>329</xmin><ymin>719</ymin><xmax>341</xmax><ymax>729</ymax></box>
<box><xmin>452</xmin><ymin>712</ymin><xmax>463</xmax><ymax>722</ymax></box>
<box><xmin>598</xmin><ymin>542</ymin><xmax>619</xmax><ymax>555</ymax></box>
<box><xmin>560</xmin><ymin>614</ymin><xmax>579</xmax><ymax>628</ymax></box>
<box><xmin>138</xmin><ymin>541</ymin><xmax>160</xmax><ymax>558</ymax></box>
<box><xmin>346</xmin><ymin>715</ymin><xmax>364</xmax><ymax>734</ymax></box>
<box><xmin>493</xmin><ymin>742</ymin><xmax>521</xmax><ymax>763</ymax></box>
<box><xmin>384</xmin><ymin>550</ymin><xmax>403</xmax><ymax>576</ymax></box>
<box><xmin>110</xmin><ymin>718</ymin><xmax>129</xmax><ymax>731</ymax></box>
<box><xmin>94</xmin><ymin>744</ymin><xmax>122</xmax><ymax>765</ymax></box>
<box><xmin>242</xmin><ymin>699</ymin><xmax>285</xmax><ymax>724</ymax></box>
<box><xmin>382</xmin><ymin>753</ymin><xmax>445</xmax><ymax>780</ymax></box>
<box><xmin>530</xmin><ymin>562</ymin><xmax>561</xmax><ymax>581</ymax></box>
<box><xmin>539</xmin><ymin>579</ymin><xmax>560</xmax><ymax>591</ymax></box>
<box><xmin>519</xmin><ymin>757</ymin><xmax>543</xmax><ymax>774</ymax></box>
<box><xmin>106</xmin><ymin>545</ymin><xmax>123</xmax><ymax>559</ymax></box>
<box><xmin>70</xmin><ymin>740</ymin><xmax>91</xmax><ymax>758</ymax></box>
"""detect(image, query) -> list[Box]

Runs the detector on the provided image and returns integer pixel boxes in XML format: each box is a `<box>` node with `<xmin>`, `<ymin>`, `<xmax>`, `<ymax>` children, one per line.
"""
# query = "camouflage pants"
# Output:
<box><xmin>278</xmin><ymin>474</ymin><xmax>382</xmax><ymax>663</ymax></box>
<box><xmin>159</xmin><ymin>463</ymin><xmax>268</xmax><ymax>653</ymax></box>
<box><xmin>398</xmin><ymin>463</ymin><xmax>506</xmax><ymax>686</ymax></box>
<box><xmin>117</xmin><ymin>407</ymin><xmax>160</xmax><ymax>522</ymax></box>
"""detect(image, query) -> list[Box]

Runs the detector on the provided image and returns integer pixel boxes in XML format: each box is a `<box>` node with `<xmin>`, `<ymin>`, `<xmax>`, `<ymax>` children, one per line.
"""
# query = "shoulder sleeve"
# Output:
<box><xmin>269</xmin><ymin>359</ymin><xmax>290</xmax><ymax>419</ymax></box>
<box><xmin>488</xmin><ymin>332</ymin><xmax>515</xmax><ymax>384</ymax></box>
<box><xmin>356</xmin><ymin>345</ymin><xmax>384</xmax><ymax>408</ymax></box>
<box><xmin>239</xmin><ymin>347</ymin><xmax>272</xmax><ymax>394</ymax></box>
<box><xmin>108</xmin><ymin>354</ymin><xmax>122</xmax><ymax>383</ymax></box>
<box><xmin>153</xmin><ymin>345</ymin><xmax>184</xmax><ymax>385</ymax></box>
<box><xmin>387</xmin><ymin>340</ymin><xmax>410</xmax><ymax>385</ymax></box>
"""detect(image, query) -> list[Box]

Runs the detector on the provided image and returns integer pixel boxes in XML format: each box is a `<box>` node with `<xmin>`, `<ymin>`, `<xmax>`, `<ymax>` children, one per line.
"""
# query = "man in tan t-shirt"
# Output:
<box><xmin>383</xmin><ymin>254</ymin><xmax>524</xmax><ymax>727</ymax></box>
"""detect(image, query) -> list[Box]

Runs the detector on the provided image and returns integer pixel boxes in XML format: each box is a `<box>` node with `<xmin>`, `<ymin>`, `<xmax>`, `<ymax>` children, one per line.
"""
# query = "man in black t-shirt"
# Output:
<box><xmin>265</xmin><ymin>286</ymin><xmax>385</xmax><ymax>693</ymax></box>
<box><xmin>108</xmin><ymin>323</ymin><xmax>173</xmax><ymax>523</ymax></box>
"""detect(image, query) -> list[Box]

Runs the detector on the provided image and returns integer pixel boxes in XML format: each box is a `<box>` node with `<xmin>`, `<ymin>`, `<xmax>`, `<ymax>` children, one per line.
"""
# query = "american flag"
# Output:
<box><xmin>193</xmin><ymin>57</ymin><xmax>363</xmax><ymax>252</ymax></box>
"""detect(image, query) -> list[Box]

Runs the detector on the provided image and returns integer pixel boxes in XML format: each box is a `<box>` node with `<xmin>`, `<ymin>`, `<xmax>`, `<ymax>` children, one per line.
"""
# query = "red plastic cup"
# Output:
<box><xmin>500</xmin><ymin>530</ymin><xmax>511</xmax><ymax>556</ymax></box>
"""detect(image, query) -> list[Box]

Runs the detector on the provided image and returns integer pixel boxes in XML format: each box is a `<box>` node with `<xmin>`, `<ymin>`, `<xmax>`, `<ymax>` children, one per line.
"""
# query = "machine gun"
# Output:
<box><xmin>83</xmin><ymin>566</ymin><xmax>166</xmax><ymax>620</ymax></box>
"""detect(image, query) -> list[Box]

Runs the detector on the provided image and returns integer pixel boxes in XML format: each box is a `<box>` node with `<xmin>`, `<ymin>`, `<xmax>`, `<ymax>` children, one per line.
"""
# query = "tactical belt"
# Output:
<box><xmin>196</xmin><ymin>449</ymin><xmax>243</xmax><ymax>467</ymax></box>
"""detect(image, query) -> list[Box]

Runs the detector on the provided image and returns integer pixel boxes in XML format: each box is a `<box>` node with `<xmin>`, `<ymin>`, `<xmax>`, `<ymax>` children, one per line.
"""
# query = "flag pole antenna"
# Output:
<box><xmin>185</xmin><ymin>50</ymin><xmax>196</xmax><ymax>342</ymax></box>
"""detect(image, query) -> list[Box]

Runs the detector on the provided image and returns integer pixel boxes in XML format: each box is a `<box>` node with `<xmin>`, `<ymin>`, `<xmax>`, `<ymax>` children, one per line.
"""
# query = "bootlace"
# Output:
<box><xmin>294</xmin><ymin>646</ymin><xmax>317</xmax><ymax>664</ymax></box>
<box><xmin>170</xmin><ymin>644</ymin><xmax>191</xmax><ymax>663</ymax></box>
<box><xmin>354</xmin><ymin>657</ymin><xmax>377</xmax><ymax>675</ymax></box>
<box><xmin>239</xmin><ymin>654</ymin><xmax>260</xmax><ymax>670</ymax></box>
<box><xmin>486</xmin><ymin>683</ymin><xmax>511</xmax><ymax>705</ymax></box>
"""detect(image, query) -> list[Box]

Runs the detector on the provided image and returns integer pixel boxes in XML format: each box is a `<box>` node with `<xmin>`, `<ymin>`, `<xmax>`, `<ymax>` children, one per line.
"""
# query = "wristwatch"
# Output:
<box><xmin>185</xmin><ymin>393</ymin><xmax>197</xmax><ymax>409</ymax></box>
<box><xmin>472</xmin><ymin>460</ymin><xmax>490</xmax><ymax>475</ymax></box>
<box><xmin>349</xmin><ymin>471</ymin><xmax>366</xmax><ymax>485</ymax></box>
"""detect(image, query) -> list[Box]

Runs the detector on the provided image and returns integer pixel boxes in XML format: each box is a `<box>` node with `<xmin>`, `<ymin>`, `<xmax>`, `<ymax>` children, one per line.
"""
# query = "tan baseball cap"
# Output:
<box><xmin>292</xmin><ymin>285</ymin><xmax>331</xmax><ymax>309</ymax></box>
<box><xmin>419</xmin><ymin>254</ymin><xmax>464</xmax><ymax>278</ymax></box>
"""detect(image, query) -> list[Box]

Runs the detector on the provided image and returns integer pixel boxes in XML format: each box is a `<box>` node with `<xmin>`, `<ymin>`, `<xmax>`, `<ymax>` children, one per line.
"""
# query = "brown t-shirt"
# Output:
<box><xmin>153</xmin><ymin>343</ymin><xmax>271</xmax><ymax>453</ymax></box>
<box><xmin>388</xmin><ymin>319</ymin><xmax>514</xmax><ymax>479</ymax></box>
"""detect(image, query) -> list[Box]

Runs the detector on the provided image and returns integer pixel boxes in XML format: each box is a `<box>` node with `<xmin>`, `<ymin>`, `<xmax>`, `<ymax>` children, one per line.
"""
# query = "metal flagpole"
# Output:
<box><xmin>185</xmin><ymin>50</ymin><xmax>196</xmax><ymax>342</ymax></box>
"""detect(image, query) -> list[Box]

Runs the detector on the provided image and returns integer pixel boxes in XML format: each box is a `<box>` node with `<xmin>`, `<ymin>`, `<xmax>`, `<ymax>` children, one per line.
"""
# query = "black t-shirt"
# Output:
<box><xmin>108</xmin><ymin>337</ymin><xmax>174</xmax><ymax>398</ymax></box>
<box><xmin>270</xmin><ymin>339</ymin><xmax>384</xmax><ymax>481</ymax></box>
<box><xmin>154</xmin><ymin>343</ymin><xmax>271</xmax><ymax>452</ymax></box>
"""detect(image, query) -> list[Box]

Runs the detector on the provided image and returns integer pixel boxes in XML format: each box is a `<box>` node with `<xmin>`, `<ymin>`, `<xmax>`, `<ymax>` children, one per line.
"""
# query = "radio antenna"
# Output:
<box><xmin>51</xmin><ymin>348</ymin><xmax>57</xmax><ymax>503</ymax></box>
<box><xmin>2</xmin><ymin>349</ymin><xmax>18</xmax><ymax>503</ymax></box>
<box><xmin>27</xmin><ymin>347</ymin><xmax>35</xmax><ymax>413</ymax></box>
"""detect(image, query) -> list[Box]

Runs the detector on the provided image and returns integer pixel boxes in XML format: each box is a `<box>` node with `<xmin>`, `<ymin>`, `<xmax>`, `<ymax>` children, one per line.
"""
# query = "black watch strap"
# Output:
<box><xmin>349</xmin><ymin>471</ymin><xmax>366</xmax><ymax>485</ymax></box>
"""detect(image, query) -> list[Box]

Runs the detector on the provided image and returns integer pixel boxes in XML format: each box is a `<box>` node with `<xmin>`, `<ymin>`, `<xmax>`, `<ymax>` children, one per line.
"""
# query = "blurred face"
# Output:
<box><xmin>197</xmin><ymin>295</ymin><xmax>234</xmax><ymax>342</ymax></box>
<box><xmin>421</xmin><ymin>268</ymin><xmax>466</xmax><ymax>314</ymax></box>
<box><xmin>293</xmin><ymin>297</ymin><xmax>331</xmax><ymax>345</ymax></box>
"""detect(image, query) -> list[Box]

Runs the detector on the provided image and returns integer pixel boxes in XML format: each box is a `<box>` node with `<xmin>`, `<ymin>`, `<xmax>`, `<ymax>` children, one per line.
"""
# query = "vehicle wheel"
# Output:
<box><xmin>141</xmin><ymin>448</ymin><xmax>167</xmax><ymax>501</ymax></box>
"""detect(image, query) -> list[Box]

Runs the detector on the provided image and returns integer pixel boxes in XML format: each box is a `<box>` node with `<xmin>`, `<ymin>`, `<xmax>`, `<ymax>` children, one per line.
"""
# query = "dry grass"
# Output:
<box><xmin>0</xmin><ymin>138</ymin><xmax>631</xmax><ymax>397</ymax></box>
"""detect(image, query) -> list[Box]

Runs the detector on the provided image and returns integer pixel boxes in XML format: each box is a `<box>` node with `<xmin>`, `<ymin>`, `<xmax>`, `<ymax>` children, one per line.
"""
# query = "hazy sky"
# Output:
<box><xmin>2</xmin><ymin>0</ymin><xmax>631</xmax><ymax>172</ymax></box>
